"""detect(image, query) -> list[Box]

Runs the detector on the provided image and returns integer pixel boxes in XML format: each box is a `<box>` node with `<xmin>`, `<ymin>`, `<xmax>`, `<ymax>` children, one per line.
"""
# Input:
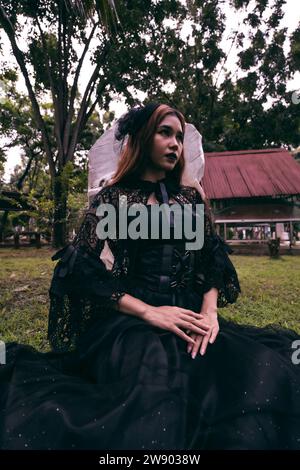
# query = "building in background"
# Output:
<box><xmin>203</xmin><ymin>148</ymin><xmax>300</xmax><ymax>246</ymax></box>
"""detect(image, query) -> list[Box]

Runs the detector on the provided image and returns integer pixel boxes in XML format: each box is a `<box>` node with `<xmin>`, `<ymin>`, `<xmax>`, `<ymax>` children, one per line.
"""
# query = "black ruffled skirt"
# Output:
<box><xmin>1</xmin><ymin>249</ymin><xmax>300</xmax><ymax>450</ymax></box>
<box><xmin>1</xmin><ymin>312</ymin><xmax>300</xmax><ymax>450</ymax></box>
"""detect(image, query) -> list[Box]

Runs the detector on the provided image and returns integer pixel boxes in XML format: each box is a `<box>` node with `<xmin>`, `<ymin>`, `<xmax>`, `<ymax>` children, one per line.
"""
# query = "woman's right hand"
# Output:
<box><xmin>143</xmin><ymin>305</ymin><xmax>210</xmax><ymax>345</ymax></box>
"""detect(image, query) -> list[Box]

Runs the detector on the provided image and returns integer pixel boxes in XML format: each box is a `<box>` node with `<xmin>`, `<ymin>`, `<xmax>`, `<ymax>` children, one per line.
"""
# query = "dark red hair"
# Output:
<box><xmin>111</xmin><ymin>104</ymin><xmax>186</xmax><ymax>186</ymax></box>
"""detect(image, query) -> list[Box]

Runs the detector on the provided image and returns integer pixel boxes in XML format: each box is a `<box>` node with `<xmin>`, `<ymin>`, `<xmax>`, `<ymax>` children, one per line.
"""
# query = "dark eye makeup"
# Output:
<box><xmin>158</xmin><ymin>126</ymin><xmax>183</xmax><ymax>142</ymax></box>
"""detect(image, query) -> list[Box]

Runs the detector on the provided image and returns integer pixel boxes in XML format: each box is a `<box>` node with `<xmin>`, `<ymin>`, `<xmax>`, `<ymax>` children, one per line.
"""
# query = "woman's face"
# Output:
<box><xmin>149</xmin><ymin>114</ymin><xmax>184</xmax><ymax>173</ymax></box>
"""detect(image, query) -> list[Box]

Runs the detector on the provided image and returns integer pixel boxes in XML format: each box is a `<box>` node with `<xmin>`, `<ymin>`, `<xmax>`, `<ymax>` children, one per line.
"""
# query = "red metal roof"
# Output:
<box><xmin>202</xmin><ymin>148</ymin><xmax>300</xmax><ymax>199</ymax></box>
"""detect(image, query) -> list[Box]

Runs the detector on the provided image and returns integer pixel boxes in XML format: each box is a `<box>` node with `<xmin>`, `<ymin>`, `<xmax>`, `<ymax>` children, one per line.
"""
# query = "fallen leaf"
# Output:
<box><xmin>13</xmin><ymin>285</ymin><xmax>30</xmax><ymax>292</ymax></box>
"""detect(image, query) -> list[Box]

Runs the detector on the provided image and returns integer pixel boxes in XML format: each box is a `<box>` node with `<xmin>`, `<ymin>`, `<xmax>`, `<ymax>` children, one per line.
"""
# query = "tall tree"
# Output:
<box><xmin>134</xmin><ymin>0</ymin><xmax>299</xmax><ymax>151</ymax></box>
<box><xmin>0</xmin><ymin>0</ymin><xmax>122</xmax><ymax>245</ymax></box>
<box><xmin>219</xmin><ymin>0</ymin><xmax>300</xmax><ymax>149</ymax></box>
<box><xmin>0</xmin><ymin>0</ymin><xmax>192</xmax><ymax>246</ymax></box>
<box><xmin>0</xmin><ymin>68</ymin><xmax>105</xmax><ymax>238</ymax></box>
<box><xmin>1</xmin><ymin>0</ymin><xmax>298</xmax><ymax>249</ymax></box>
<box><xmin>0</xmin><ymin>69</ymin><xmax>104</xmax><ymax>192</ymax></box>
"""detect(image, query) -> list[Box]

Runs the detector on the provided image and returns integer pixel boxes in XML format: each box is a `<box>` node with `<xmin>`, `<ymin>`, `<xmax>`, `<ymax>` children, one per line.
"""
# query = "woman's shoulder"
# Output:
<box><xmin>178</xmin><ymin>185</ymin><xmax>202</xmax><ymax>204</ymax></box>
<box><xmin>90</xmin><ymin>181</ymin><xmax>203</xmax><ymax>207</ymax></box>
<box><xmin>89</xmin><ymin>183</ymin><xmax>125</xmax><ymax>208</ymax></box>
<box><xmin>89</xmin><ymin>182</ymin><xmax>146</xmax><ymax>213</ymax></box>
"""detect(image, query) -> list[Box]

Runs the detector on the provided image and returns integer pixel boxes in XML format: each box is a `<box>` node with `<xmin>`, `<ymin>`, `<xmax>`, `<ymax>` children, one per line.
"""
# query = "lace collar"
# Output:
<box><xmin>119</xmin><ymin>175</ymin><xmax>181</xmax><ymax>203</ymax></box>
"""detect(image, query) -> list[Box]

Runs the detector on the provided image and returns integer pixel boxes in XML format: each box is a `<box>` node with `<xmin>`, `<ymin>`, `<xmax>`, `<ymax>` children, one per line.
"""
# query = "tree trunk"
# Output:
<box><xmin>52</xmin><ymin>174</ymin><xmax>68</xmax><ymax>248</ymax></box>
<box><xmin>0</xmin><ymin>210</ymin><xmax>9</xmax><ymax>242</ymax></box>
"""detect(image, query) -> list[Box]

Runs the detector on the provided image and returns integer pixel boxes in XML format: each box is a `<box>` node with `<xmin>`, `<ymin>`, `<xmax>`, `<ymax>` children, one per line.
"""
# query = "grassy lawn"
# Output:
<box><xmin>0</xmin><ymin>247</ymin><xmax>55</xmax><ymax>352</ymax></box>
<box><xmin>0</xmin><ymin>247</ymin><xmax>299</xmax><ymax>352</ymax></box>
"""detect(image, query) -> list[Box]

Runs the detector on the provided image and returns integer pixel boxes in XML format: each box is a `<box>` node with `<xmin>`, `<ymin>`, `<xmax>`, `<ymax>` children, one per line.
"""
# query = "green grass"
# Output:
<box><xmin>0</xmin><ymin>247</ymin><xmax>55</xmax><ymax>352</ymax></box>
<box><xmin>221</xmin><ymin>256</ymin><xmax>300</xmax><ymax>333</ymax></box>
<box><xmin>0</xmin><ymin>248</ymin><xmax>299</xmax><ymax>352</ymax></box>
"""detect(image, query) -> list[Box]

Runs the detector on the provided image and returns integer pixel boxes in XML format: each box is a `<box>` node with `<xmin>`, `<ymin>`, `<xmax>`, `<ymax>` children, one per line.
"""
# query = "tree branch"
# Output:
<box><xmin>80</xmin><ymin>79</ymin><xmax>108</xmax><ymax>131</ymax></box>
<box><xmin>0</xmin><ymin>6</ymin><xmax>56</xmax><ymax>178</ymax></box>
<box><xmin>57</xmin><ymin>1</ymin><xmax>64</xmax><ymax>125</ymax></box>
<box><xmin>63</xmin><ymin>21</ymin><xmax>99</xmax><ymax>154</ymax></box>
<box><xmin>35</xmin><ymin>16</ymin><xmax>64</xmax><ymax>164</ymax></box>
<box><xmin>66</xmin><ymin>42</ymin><xmax>111</xmax><ymax>163</ymax></box>
<box><xmin>16</xmin><ymin>148</ymin><xmax>35</xmax><ymax>190</ymax></box>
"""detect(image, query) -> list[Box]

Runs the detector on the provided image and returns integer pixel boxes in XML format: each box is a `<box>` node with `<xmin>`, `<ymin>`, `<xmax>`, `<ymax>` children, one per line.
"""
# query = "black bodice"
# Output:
<box><xmin>129</xmin><ymin>203</ymin><xmax>196</xmax><ymax>290</ymax></box>
<box><xmin>125</xmin><ymin>201</ymin><xmax>201</xmax><ymax>310</ymax></box>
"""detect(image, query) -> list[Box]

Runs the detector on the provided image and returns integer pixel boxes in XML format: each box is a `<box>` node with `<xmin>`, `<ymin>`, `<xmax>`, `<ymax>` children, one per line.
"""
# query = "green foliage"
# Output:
<box><xmin>0</xmin><ymin>0</ymin><xmax>299</xmax><ymax>245</ymax></box>
<box><xmin>290</xmin><ymin>26</ymin><xmax>300</xmax><ymax>71</ymax></box>
<box><xmin>27</xmin><ymin>188</ymin><xmax>54</xmax><ymax>233</ymax></box>
<box><xmin>1</xmin><ymin>0</ymin><xmax>298</xmax><ymax>155</ymax></box>
<box><xmin>0</xmin><ymin>0</ymin><xmax>122</xmax><ymax>245</ymax></box>
<box><xmin>140</xmin><ymin>0</ymin><xmax>300</xmax><ymax>150</ymax></box>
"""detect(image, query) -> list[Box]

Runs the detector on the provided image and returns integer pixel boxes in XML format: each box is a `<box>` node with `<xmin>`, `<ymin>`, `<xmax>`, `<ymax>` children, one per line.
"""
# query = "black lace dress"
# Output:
<box><xmin>0</xmin><ymin>180</ymin><xmax>300</xmax><ymax>450</ymax></box>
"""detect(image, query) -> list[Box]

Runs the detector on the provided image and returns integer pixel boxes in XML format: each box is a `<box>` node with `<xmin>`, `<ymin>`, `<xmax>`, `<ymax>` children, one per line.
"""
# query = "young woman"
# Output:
<box><xmin>1</xmin><ymin>103</ymin><xmax>300</xmax><ymax>450</ymax></box>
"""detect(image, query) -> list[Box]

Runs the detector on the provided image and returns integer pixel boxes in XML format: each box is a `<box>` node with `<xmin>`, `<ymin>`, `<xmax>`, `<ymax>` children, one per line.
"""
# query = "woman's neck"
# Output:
<box><xmin>140</xmin><ymin>168</ymin><xmax>166</xmax><ymax>183</ymax></box>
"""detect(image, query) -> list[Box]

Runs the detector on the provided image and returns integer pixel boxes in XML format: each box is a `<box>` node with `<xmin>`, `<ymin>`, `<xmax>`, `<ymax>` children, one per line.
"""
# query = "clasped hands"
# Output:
<box><xmin>143</xmin><ymin>305</ymin><xmax>219</xmax><ymax>359</ymax></box>
<box><xmin>186</xmin><ymin>308</ymin><xmax>219</xmax><ymax>358</ymax></box>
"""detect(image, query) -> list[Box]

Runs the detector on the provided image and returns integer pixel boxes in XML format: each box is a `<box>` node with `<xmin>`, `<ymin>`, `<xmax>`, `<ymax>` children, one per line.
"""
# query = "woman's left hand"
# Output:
<box><xmin>186</xmin><ymin>310</ymin><xmax>219</xmax><ymax>358</ymax></box>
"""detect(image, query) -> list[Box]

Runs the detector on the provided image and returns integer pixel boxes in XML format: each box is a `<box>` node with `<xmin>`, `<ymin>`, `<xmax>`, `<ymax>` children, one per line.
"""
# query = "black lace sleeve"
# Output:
<box><xmin>48</xmin><ymin>186</ymin><xmax>127</xmax><ymax>352</ymax></box>
<box><xmin>193</xmin><ymin>190</ymin><xmax>241</xmax><ymax>308</ymax></box>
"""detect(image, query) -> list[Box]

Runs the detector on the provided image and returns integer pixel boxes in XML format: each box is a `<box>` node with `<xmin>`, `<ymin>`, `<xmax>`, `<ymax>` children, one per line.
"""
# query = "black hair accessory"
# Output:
<box><xmin>115</xmin><ymin>102</ymin><xmax>161</xmax><ymax>141</ymax></box>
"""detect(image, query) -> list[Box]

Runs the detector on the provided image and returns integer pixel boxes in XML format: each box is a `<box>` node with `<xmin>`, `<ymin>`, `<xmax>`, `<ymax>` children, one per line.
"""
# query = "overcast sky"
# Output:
<box><xmin>1</xmin><ymin>0</ymin><xmax>300</xmax><ymax>181</ymax></box>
